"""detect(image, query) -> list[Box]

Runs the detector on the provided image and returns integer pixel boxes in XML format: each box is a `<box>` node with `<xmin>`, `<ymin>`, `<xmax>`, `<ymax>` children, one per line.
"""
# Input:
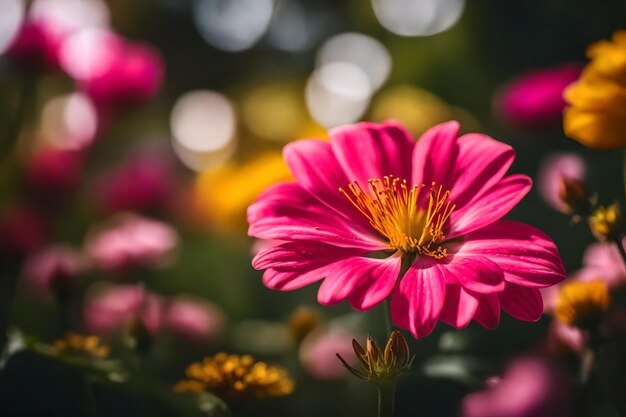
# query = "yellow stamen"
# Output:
<box><xmin>555</xmin><ymin>280</ymin><xmax>610</xmax><ymax>328</ymax></box>
<box><xmin>339</xmin><ymin>176</ymin><xmax>455</xmax><ymax>258</ymax></box>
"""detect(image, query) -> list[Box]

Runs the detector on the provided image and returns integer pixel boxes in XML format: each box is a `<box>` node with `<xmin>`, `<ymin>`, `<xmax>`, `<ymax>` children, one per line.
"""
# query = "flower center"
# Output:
<box><xmin>339</xmin><ymin>176</ymin><xmax>455</xmax><ymax>258</ymax></box>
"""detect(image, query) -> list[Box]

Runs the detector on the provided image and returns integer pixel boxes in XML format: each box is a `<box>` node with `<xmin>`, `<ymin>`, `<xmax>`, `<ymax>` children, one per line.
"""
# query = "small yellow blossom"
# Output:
<box><xmin>555</xmin><ymin>280</ymin><xmax>610</xmax><ymax>329</ymax></box>
<box><xmin>174</xmin><ymin>353</ymin><xmax>294</xmax><ymax>400</ymax></box>
<box><xmin>54</xmin><ymin>333</ymin><xmax>110</xmax><ymax>359</ymax></box>
<box><xmin>194</xmin><ymin>152</ymin><xmax>292</xmax><ymax>231</ymax></box>
<box><xmin>338</xmin><ymin>330</ymin><xmax>413</xmax><ymax>384</ymax></box>
<box><xmin>564</xmin><ymin>30</ymin><xmax>626</xmax><ymax>148</ymax></box>
<box><xmin>588</xmin><ymin>203</ymin><xmax>623</xmax><ymax>242</ymax></box>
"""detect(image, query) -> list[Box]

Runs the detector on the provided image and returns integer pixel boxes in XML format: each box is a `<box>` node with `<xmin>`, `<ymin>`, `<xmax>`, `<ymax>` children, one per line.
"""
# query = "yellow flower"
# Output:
<box><xmin>555</xmin><ymin>280</ymin><xmax>610</xmax><ymax>329</ymax></box>
<box><xmin>174</xmin><ymin>353</ymin><xmax>295</xmax><ymax>400</ymax></box>
<box><xmin>194</xmin><ymin>152</ymin><xmax>293</xmax><ymax>231</ymax></box>
<box><xmin>564</xmin><ymin>30</ymin><xmax>626</xmax><ymax>148</ymax></box>
<box><xmin>53</xmin><ymin>333</ymin><xmax>110</xmax><ymax>359</ymax></box>
<box><xmin>588</xmin><ymin>203</ymin><xmax>623</xmax><ymax>242</ymax></box>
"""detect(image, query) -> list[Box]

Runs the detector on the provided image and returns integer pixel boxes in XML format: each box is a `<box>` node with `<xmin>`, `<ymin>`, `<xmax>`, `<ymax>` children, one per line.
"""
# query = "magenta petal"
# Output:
<box><xmin>459</xmin><ymin>220</ymin><xmax>566</xmax><ymax>288</ymax></box>
<box><xmin>501</xmin><ymin>282</ymin><xmax>543</xmax><ymax>322</ymax></box>
<box><xmin>253</xmin><ymin>241</ymin><xmax>366</xmax><ymax>271</ymax></box>
<box><xmin>439</xmin><ymin>284</ymin><xmax>479</xmax><ymax>329</ymax></box>
<box><xmin>248</xmin><ymin>182</ymin><xmax>385</xmax><ymax>251</ymax></box>
<box><xmin>443</xmin><ymin>256</ymin><xmax>505</xmax><ymax>294</ymax></box>
<box><xmin>390</xmin><ymin>257</ymin><xmax>446</xmax><ymax>339</ymax></box>
<box><xmin>450</xmin><ymin>133</ymin><xmax>516</xmax><ymax>209</ymax></box>
<box><xmin>263</xmin><ymin>267</ymin><xmax>327</xmax><ymax>291</ymax></box>
<box><xmin>473</xmin><ymin>294</ymin><xmax>501</xmax><ymax>330</ymax></box>
<box><xmin>317</xmin><ymin>252</ymin><xmax>401</xmax><ymax>309</ymax></box>
<box><xmin>449</xmin><ymin>174</ymin><xmax>532</xmax><ymax>238</ymax></box>
<box><xmin>331</xmin><ymin>121</ymin><xmax>414</xmax><ymax>187</ymax></box>
<box><xmin>411</xmin><ymin>121</ymin><xmax>460</xmax><ymax>189</ymax></box>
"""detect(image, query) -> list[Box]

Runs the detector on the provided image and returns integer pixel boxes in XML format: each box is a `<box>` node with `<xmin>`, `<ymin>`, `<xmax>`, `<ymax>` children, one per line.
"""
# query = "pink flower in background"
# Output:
<box><xmin>249</xmin><ymin>121</ymin><xmax>565</xmax><ymax>339</ymax></box>
<box><xmin>95</xmin><ymin>151</ymin><xmax>177</xmax><ymax>214</ymax></box>
<box><xmin>462</xmin><ymin>356</ymin><xmax>574</xmax><ymax>417</ymax></box>
<box><xmin>299</xmin><ymin>329</ymin><xmax>358</xmax><ymax>380</ymax></box>
<box><xmin>75</xmin><ymin>33</ymin><xmax>164</xmax><ymax>112</ymax></box>
<box><xmin>0</xmin><ymin>205</ymin><xmax>47</xmax><ymax>258</ymax></box>
<box><xmin>576</xmin><ymin>240</ymin><xmax>626</xmax><ymax>288</ymax></box>
<box><xmin>162</xmin><ymin>296</ymin><xmax>225</xmax><ymax>342</ymax></box>
<box><xmin>495</xmin><ymin>63</ymin><xmax>582</xmax><ymax>129</ymax></box>
<box><xmin>24</xmin><ymin>147</ymin><xmax>83</xmax><ymax>195</ymax></box>
<box><xmin>537</xmin><ymin>152</ymin><xmax>586</xmax><ymax>212</ymax></box>
<box><xmin>6</xmin><ymin>20</ymin><xmax>63</xmax><ymax>70</ymax></box>
<box><xmin>22</xmin><ymin>245</ymin><xmax>85</xmax><ymax>296</ymax></box>
<box><xmin>84</xmin><ymin>284</ymin><xmax>163</xmax><ymax>335</ymax></box>
<box><xmin>85</xmin><ymin>214</ymin><xmax>179</xmax><ymax>272</ymax></box>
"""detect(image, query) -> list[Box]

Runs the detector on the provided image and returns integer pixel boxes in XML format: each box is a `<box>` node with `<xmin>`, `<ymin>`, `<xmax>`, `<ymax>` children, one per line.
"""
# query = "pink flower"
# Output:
<box><xmin>299</xmin><ymin>329</ymin><xmax>358</xmax><ymax>380</ymax></box>
<box><xmin>0</xmin><ymin>205</ymin><xmax>47</xmax><ymax>258</ymax></box>
<box><xmin>249</xmin><ymin>121</ymin><xmax>565</xmax><ymax>338</ymax></box>
<box><xmin>83</xmin><ymin>284</ymin><xmax>163</xmax><ymax>335</ymax></box>
<box><xmin>22</xmin><ymin>245</ymin><xmax>85</xmax><ymax>296</ymax></box>
<box><xmin>79</xmin><ymin>34</ymin><xmax>164</xmax><ymax>113</ymax></box>
<box><xmin>85</xmin><ymin>214</ymin><xmax>179</xmax><ymax>272</ymax></box>
<box><xmin>24</xmin><ymin>147</ymin><xmax>83</xmax><ymax>195</ymax></box>
<box><xmin>94</xmin><ymin>151</ymin><xmax>177</xmax><ymax>214</ymax></box>
<box><xmin>162</xmin><ymin>297</ymin><xmax>225</xmax><ymax>343</ymax></box>
<box><xmin>462</xmin><ymin>356</ymin><xmax>574</xmax><ymax>417</ymax></box>
<box><xmin>495</xmin><ymin>63</ymin><xmax>582</xmax><ymax>129</ymax></box>
<box><xmin>536</xmin><ymin>152</ymin><xmax>586</xmax><ymax>212</ymax></box>
<box><xmin>6</xmin><ymin>20</ymin><xmax>63</xmax><ymax>70</ymax></box>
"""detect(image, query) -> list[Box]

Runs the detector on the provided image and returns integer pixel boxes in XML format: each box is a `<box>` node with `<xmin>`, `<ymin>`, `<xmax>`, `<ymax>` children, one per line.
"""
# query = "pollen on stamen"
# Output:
<box><xmin>339</xmin><ymin>177</ymin><xmax>455</xmax><ymax>258</ymax></box>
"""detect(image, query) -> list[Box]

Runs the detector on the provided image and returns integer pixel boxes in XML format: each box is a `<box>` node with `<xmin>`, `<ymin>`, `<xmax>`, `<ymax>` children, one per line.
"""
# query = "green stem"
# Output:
<box><xmin>83</xmin><ymin>377</ymin><xmax>98</xmax><ymax>417</ymax></box>
<box><xmin>377</xmin><ymin>383</ymin><xmax>396</xmax><ymax>417</ymax></box>
<box><xmin>0</xmin><ymin>73</ymin><xmax>36</xmax><ymax>159</ymax></box>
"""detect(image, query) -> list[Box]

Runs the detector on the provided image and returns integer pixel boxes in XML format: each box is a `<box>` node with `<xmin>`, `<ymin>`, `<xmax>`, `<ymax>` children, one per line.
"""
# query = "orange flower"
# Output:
<box><xmin>564</xmin><ymin>31</ymin><xmax>626</xmax><ymax>148</ymax></box>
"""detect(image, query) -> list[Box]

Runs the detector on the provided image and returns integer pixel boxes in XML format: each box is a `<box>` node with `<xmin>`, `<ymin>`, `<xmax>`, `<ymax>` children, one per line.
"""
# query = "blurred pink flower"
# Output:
<box><xmin>22</xmin><ymin>245</ymin><xmax>85</xmax><ymax>296</ymax></box>
<box><xmin>162</xmin><ymin>296</ymin><xmax>225</xmax><ymax>342</ymax></box>
<box><xmin>546</xmin><ymin>320</ymin><xmax>586</xmax><ymax>355</ymax></box>
<box><xmin>0</xmin><ymin>205</ymin><xmax>47</xmax><ymax>258</ymax></box>
<box><xmin>462</xmin><ymin>356</ymin><xmax>574</xmax><ymax>417</ymax></box>
<box><xmin>495</xmin><ymin>63</ymin><xmax>582</xmax><ymax>129</ymax></box>
<box><xmin>24</xmin><ymin>148</ymin><xmax>83</xmax><ymax>195</ymax></box>
<box><xmin>85</xmin><ymin>214</ymin><xmax>179</xmax><ymax>272</ymax></box>
<box><xmin>7</xmin><ymin>20</ymin><xmax>63</xmax><ymax>70</ymax></box>
<box><xmin>249</xmin><ymin>121</ymin><xmax>565</xmax><ymax>339</ymax></box>
<box><xmin>78</xmin><ymin>34</ymin><xmax>164</xmax><ymax>112</ymax></box>
<box><xmin>299</xmin><ymin>329</ymin><xmax>357</xmax><ymax>380</ymax></box>
<box><xmin>536</xmin><ymin>152</ymin><xmax>586</xmax><ymax>211</ymax></box>
<box><xmin>83</xmin><ymin>284</ymin><xmax>163</xmax><ymax>335</ymax></box>
<box><xmin>95</xmin><ymin>152</ymin><xmax>177</xmax><ymax>214</ymax></box>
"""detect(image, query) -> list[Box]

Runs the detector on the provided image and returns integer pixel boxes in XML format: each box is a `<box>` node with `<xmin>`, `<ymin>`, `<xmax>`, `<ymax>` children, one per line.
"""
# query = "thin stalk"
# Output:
<box><xmin>0</xmin><ymin>73</ymin><xmax>36</xmax><ymax>159</ymax></box>
<box><xmin>382</xmin><ymin>299</ymin><xmax>393</xmax><ymax>338</ymax></box>
<box><xmin>377</xmin><ymin>383</ymin><xmax>396</xmax><ymax>417</ymax></box>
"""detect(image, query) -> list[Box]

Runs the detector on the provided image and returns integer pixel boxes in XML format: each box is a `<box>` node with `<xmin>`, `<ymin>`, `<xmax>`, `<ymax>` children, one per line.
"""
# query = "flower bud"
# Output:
<box><xmin>337</xmin><ymin>330</ymin><xmax>413</xmax><ymax>384</ymax></box>
<box><xmin>557</xmin><ymin>176</ymin><xmax>593</xmax><ymax>217</ymax></box>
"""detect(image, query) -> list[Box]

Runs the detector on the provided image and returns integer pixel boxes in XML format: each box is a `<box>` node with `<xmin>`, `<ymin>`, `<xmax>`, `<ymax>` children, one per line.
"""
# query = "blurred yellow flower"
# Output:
<box><xmin>555</xmin><ymin>280</ymin><xmax>610</xmax><ymax>329</ymax></box>
<box><xmin>174</xmin><ymin>353</ymin><xmax>294</xmax><ymax>400</ymax></box>
<box><xmin>564</xmin><ymin>31</ymin><xmax>626</xmax><ymax>148</ymax></box>
<box><xmin>194</xmin><ymin>152</ymin><xmax>293</xmax><ymax>231</ymax></box>
<box><xmin>54</xmin><ymin>333</ymin><xmax>110</xmax><ymax>359</ymax></box>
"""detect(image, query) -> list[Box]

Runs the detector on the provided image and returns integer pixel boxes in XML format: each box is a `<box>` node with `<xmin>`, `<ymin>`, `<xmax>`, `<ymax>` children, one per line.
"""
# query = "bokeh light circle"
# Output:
<box><xmin>40</xmin><ymin>92</ymin><xmax>98</xmax><ymax>150</ymax></box>
<box><xmin>0</xmin><ymin>0</ymin><xmax>24</xmax><ymax>55</ymax></box>
<box><xmin>371</xmin><ymin>0</ymin><xmax>465</xmax><ymax>37</ymax></box>
<box><xmin>170</xmin><ymin>90</ymin><xmax>237</xmax><ymax>172</ymax></box>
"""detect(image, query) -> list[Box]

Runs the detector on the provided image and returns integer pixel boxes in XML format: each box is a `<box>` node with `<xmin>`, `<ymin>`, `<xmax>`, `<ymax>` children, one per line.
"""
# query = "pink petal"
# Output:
<box><xmin>411</xmin><ymin>121</ymin><xmax>460</xmax><ymax>190</ymax></box>
<box><xmin>317</xmin><ymin>253</ymin><xmax>401</xmax><ymax>309</ymax></box>
<box><xmin>443</xmin><ymin>255</ymin><xmax>505</xmax><ymax>294</ymax></box>
<box><xmin>449</xmin><ymin>174</ymin><xmax>532</xmax><ymax>238</ymax></box>
<box><xmin>439</xmin><ymin>284</ymin><xmax>479</xmax><ymax>329</ymax></box>
<box><xmin>390</xmin><ymin>257</ymin><xmax>446</xmax><ymax>339</ymax></box>
<box><xmin>473</xmin><ymin>294</ymin><xmax>501</xmax><ymax>330</ymax></box>
<box><xmin>330</xmin><ymin>121</ymin><xmax>414</xmax><ymax>187</ymax></box>
<box><xmin>581</xmin><ymin>241</ymin><xmax>626</xmax><ymax>287</ymax></box>
<box><xmin>458</xmin><ymin>220</ymin><xmax>566</xmax><ymax>288</ymax></box>
<box><xmin>252</xmin><ymin>241</ymin><xmax>366</xmax><ymax>271</ymax></box>
<box><xmin>500</xmin><ymin>282</ymin><xmax>543</xmax><ymax>322</ymax></box>
<box><xmin>450</xmin><ymin>133</ymin><xmax>516</xmax><ymax>209</ymax></box>
<box><xmin>248</xmin><ymin>182</ymin><xmax>385</xmax><ymax>251</ymax></box>
<box><xmin>263</xmin><ymin>266</ymin><xmax>328</xmax><ymax>291</ymax></box>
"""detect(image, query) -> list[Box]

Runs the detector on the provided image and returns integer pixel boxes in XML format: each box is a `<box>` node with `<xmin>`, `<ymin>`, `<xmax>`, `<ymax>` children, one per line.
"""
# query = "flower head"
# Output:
<box><xmin>337</xmin><ymin>330</ymin><xmax>412</xmax><ymax>384</ymax></box>
<box><xmin>162</xmin><ymin>297</ymin><xmax>225</xmax><ymax>343</ymax></box>
<box><xmin>588</xmin><ymin>203</ymin><xmax>623</xmax><ymax>242</ymax></box>
<box><xmin>564</xmin><ymin>31</ymin><xmax>626</xmax><ymax>148</ymax></box>
<box><xmin>22</xmin><ymin>245</ymin><xmax>85</xmax><ymax>297</ymax></box>
<box><xmin>496</xmin><ymin>63</ymin><xmax>582</xmax><ymax>130</ymax></box>
<box><xmin>249</xmin><ymin>121</ymin><xmax>565</xmax><ymax>338</ymax></box>
<box><xmin>555</xmin><ymin>280</ymin><xmax>610</xmax><ymax>329</ymax></box>
<box><xmin>298</xmin><ymin>328</ymin><xmax>357</xmax><ymax>380</ymax></box>
<box><xmin>54</xmin><ymin>332</ymin><xmax>110</xmax><ymax>359</ymax></box>
<box><xmin>174</xmin><ymin>353</ymin><xmax>294</xmax><ymax>400</ymax></box>
<box><xmin>537</xmin><ymin>152</ymin><xmax>591</xmax><ymax>217</ymax></box>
